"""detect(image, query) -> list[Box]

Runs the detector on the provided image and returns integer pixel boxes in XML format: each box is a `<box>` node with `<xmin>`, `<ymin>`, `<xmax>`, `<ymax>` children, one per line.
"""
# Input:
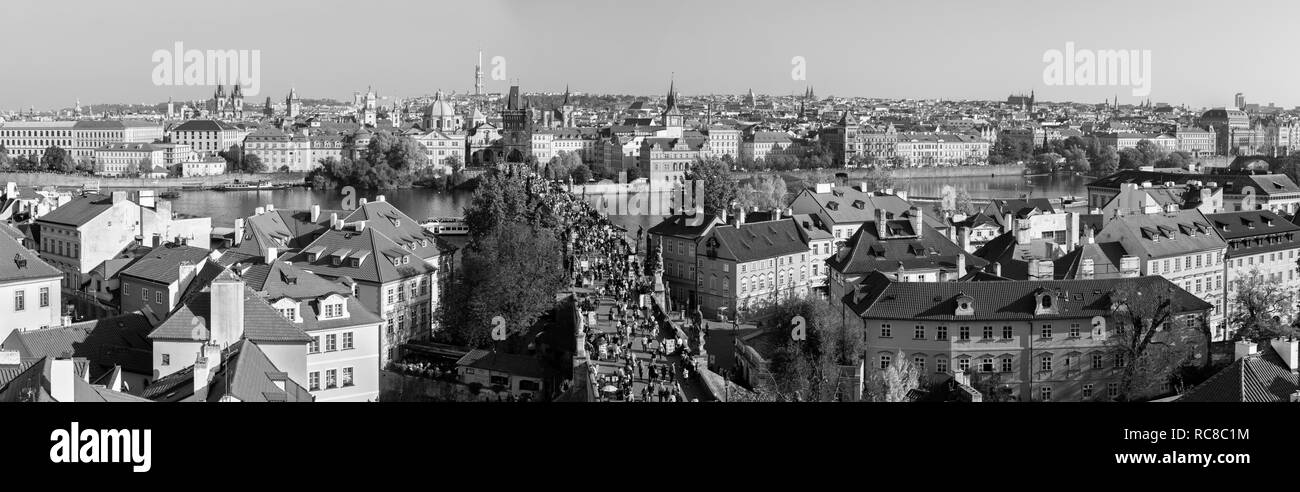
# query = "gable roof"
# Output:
<box><xmin>141</xmin><ymin>340</ymin><xmax>313</xmax><ymax>402</ymax></box>
<box><xmin>826</xmin><ymin>219</ymin><xmax>987</xmax><ymax>276</ymax></box>
<box><xmin>117</xmin><ymin>243</ymin><xmax>210</xmax><ymax>285</ymax></box>
<box><xmin>702</xmin><ymin>219</ymin><xmax>808</xmax><ymax>263</ymax></box>
<box><xmin>35</xmin><ymin>193</ymin><xmax>118</xmax><ymax>227</ymax></box>
<box><xmin>147</xmin><ymin>273</ymin><xmax>311</xmax><ymax>343</ymax></box>
<box><xmin>1</xmin><ymin>313</ymin><xmax>154</xmax><ymax>378</ymax></box>
<box><xmin>843</xmin><ymin>270</ymin><xmax>1211</xmax><ymax>321</ymax></box>
<box><xmin>0</xmin><ymin>230</ymin><xmax>61</xmax><ymax>282</ymax></box>
<box><xmin>1177</xmin><ymin>343</ymin><xmax>1298</xmax><ymax>402</ymax></box>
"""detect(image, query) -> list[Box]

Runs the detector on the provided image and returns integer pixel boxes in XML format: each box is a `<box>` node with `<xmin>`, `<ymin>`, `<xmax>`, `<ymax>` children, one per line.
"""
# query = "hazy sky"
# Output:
<box><xmin>1</xmin><ymin>0</ymin><xmax>1295</xmax><ymax>111</ymax></box>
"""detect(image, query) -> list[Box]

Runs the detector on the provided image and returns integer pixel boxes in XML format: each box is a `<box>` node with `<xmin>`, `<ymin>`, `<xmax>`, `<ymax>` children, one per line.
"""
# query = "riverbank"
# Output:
<box><xmin>732</xmin><ymin>163</ymin><xmax>1025</xmax><ymax>181</ymax></box>
<box><xmin>0</xmin><ymin>172</ymin><xmax>308</xmax><ymax>189</ymax></box>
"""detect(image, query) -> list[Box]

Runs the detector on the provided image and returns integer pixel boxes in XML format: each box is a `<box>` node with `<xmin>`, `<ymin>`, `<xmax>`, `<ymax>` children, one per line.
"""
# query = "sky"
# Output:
<box><xmin>1</xmin><ymin>0</ymin><xmax>1296</xmax><ymax>111</ymax></box>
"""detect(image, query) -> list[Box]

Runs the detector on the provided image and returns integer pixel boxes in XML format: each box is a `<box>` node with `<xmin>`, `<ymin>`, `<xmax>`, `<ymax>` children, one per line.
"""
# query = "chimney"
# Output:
<box><xmin>178</xmin><ymin>260</ymin><xmax>197</xmax><ymax>295</ymax></box>
<box><xmin>331</xmin><ymin>212</ymin><xmax>342</xmax><ymax>230</ymax></box>
<box><xmin>956</xmin><ymin>253</ymin><xmax>966</xmax><ymax>278</ymax></box>
<box><xmin>1013</xmin><ymin>218</ymin><xmax>1031</xmax><ymax>244</ymax></box>
<box><xmin>734</xmin><ymin>207</ymin><xmax>745</xmax><ymax>226</ymax></box>
<box><xmin>50</xmin><ymin>358</ymin><xmax>78</xmax><ymax>402</ymax></box>
<box><xmin>959</xmin><ymin>226</ymin><xmax>971</xmax><ymax>252</ymax></box>
<box><xmin>376</xmin><ymin>195</ymin><xmax>386</xmax><ymax>202</ymax></box>
<box><xmin>265</xmin><ymin>247</ymin><xmax>278</xmax><ymax>264</ymax></box>
<box><xmin>0</xmin><ymin>350</ymin><xmax>19</xmax><ymax>365</ymax></box>
<box><xmin>896</xmin><ymin>190</ymin><xmax>908</xmax><ymax>201</ymax></box>
<box><xmin>255</xmin><ymin>206</ymin><xmax>265</xmax><ymax>216</ymax></box>
<box><xmin>1269</xmin><ymin>338</ymin><xmax>1300</xmax><ymax>372</ymax></box>
<box><xmin>717</xmin><ymin>207</ymin><xmax>728</xmax><ymax>224</ymax></box>
<box><xmin>858</xmin><ymin>181</ymin><xmax>869</xmax><ymax>193</ymax></box>
<box><xmin>1066</xmin><ymin>212</ymin><xmax>1078</xmax><ymax>250</ymax></box>
<box><xmin>137</xmin><ymin>189</ymin><xmax>155</xmax><ymax>209</ymax></box>
<box><xmin>1234</xmin><ymin>341</ymin><xmax>1258</xmax><ymax>361</ymax></box>
<box><xmin>993</xmin><ymin>262</ymin><xmax>1003</xmax><ymax>277</ymax></box>
<box><xmin>359</xmin><ymin>198</ymin><xmax>368</xmax><ymax>207</ymax></box>
<box><xmin>1030</xmin><ymin>259</ymin><xmax>1054</xmax><ymax>280</ymax></box>
<box><xmin>815</xmin><ymin>183</ymin><xmax>833</xmax><ymax>194</ymax></box>
<box><xmin>111</xmin><ymin>191</ymin><xmax>128</xmax><ymax>204</ymax></box>
<box><xmin>782</xmin><ymin>207</ymin><xmax>792</xmax><ymax>218</ymax></box>
<box><xmin>193</xmin><ymin>343</ymin><xmax>219</xmax><ymax>401</ymax></box>
<box><xmin>310</xmin><ymin>204</ymin><xmax>321</xmax><ymax>223</ymax></box>
<box><xmin>1080</xmin><ymin>258</ymin><xmax>1095</xmax><ymax>279</ymax></box>
<box><xmin>233</xmin><ymin>218</ymin><xmax>245</xmax><ymax>246</ymax></box>
<box><xmin>61</xmin><ymin>315</ymin><xmax>72</xmax><ymax>327</ymax></box>
<box><xmin>908</xmin><ymin>207</ymin><xmax>922</xmax><ymax>238</ymax></box>
<box><xmin>1084</xmin><ymin>226</ymin><xmax>1095</xmax><ymax>244</ymax></box>
<box><xmin>875</xmin><ymin>209</ymin><xmax>887</xmax><ymax>238</ymax></box>
<box><xmin>1119</xmin><ymin>255</ymin><xmax>1140</xmax><ymax>277</ymax></box>
<box><xmin>210</xmin><ymin>272</ymin><xmax>245</xmax><ymax>347</ymax></box>
<box><xmin>1002</xmin><ymin>213</ymin><xmax>1013</xmax><ymax>234</ymax></box>
<box><xmin>3</xmin><ymin>182</ymin><xmax>15</xmax><ymax>198</ymax></box>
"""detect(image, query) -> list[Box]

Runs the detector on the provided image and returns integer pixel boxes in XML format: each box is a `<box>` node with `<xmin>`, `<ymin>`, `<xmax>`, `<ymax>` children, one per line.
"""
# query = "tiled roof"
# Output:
<box><xmin>1</xmin><ymin>313</ymin><xmax>154</xmax><ymax>378</ymax></box>
<box><xmin>0</xmin><ymin>230</ymin><xmax>61</xmax><ymax>282</ymax></box>
<box><xmin>789</xmin><ymin>186</ymin><xmax>924</xmax><ymax>227</ymax></box>
<box><xmin>842</xmin><ymin>270</ymin><xmax>1211</xmax><ymax>321</ymax></box>
<box><xmin>1096</xmin><ymin>209</ymin><xmax>1226</xmax><ymax>258</ymax></box>
<box><xmin>703</xmin><ymin>219</ymin><xmax>808</xmax><ymax>263</ymax></box>
<box><xmin>826</xmin><ymin>218</ymin><xmax>986</xmax><ymax>276</ymax></box>
<box><xmin>647</xmin><ymin>213</ymin><xmax>721</xmax><ymax>239</ymax></box>
<box><xmin>148</xmin><ymin>272</ymin><xmax>312</xmax><ymax>343</ymax></box>
<box><xmin>141</xmin><ymin>340</ymin><xmax>312</xmax><ymax>402</ymax></box>
<box><xmin>1177</xmin><ymin>343</ymin><xmax>1298</xmax><ymax>402</ymax></box>
<box><xmin>455</xmin><ymin>349</ymin><xmax>549</xmax><ymax>380</ymax></box>
<box><xmin>117</xmin><ymin>243</ymin><xmax>210</xmax><ymax>285</ymax></box>
<box><xmin>36</xmin><ymin>193</ymin><xmax>117</xmax><ymax>227</ymax></box>
<box><xmin>281</xmin><ymin>201</ymin><xmax>441</xmax><ymax>284</ymax></box>
<box><xmin>171</xmin><ymin>119</ymin><xmax>239</xmax><ymax>132</ymax></box>
<box><xmin>1207</xmin><ymin>210</ymin><xmax>1300</xmax><ymax>258</ymax></box>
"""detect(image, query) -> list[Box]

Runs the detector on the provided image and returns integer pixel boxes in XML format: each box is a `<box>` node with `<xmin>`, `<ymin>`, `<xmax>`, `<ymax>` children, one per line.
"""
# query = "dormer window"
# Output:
<box><xmin>323</xmin><ymin>302</ymin><xmax>343</xmax><ymax>319</ymax></box>
<box><xmin>955</xmin><ymin>294</ymin><xmax>974</xmax><ymax>316</ymax></box>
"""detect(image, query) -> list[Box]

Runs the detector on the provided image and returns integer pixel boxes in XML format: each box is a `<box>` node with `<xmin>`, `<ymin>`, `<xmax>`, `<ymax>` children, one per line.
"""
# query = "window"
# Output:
<box><xmin>1107</xmin><ymin>382</ymin><xmax>1119</xmax><ymax>398</ymax></box>
<box><xmin>326</xmin><ymin>334</ymin><xmax>337</xmax><ymax>352</ymax></box>
<box><xmin>1039</xmin><ymin>386</ymin><xmax>1052</xmax><ymax>402</ymax></box>
<box><xmin>142</xmin><ymin>287</ymin><xmax>148</xmax><ymax>299</ymax></box>
<box><xmin>387</xmin><ymin>288</ymin><xmax>395</xmax><ymax>304</ymax></box>
<box><xmin>1114</xmin><ymin>353</ymin><xmax>1125</xmax><ymax>368</ymax></box>
<box><xmin>1040</xmin><ymin>324</ymin><xmax>1052</xmax><ymax>339</ymax></box>
<box><xmin>161</xmin><ymin>354</ymin><xmax>170</xmax><ymax>366</ymax></box>
<box><xmin>155</xmin><ymin>290</ymin><xmax>163</xmax><ymax>304</ymax></box>
<box><xmin>958</xmin><ymin>358</ymin><xmax>970</xmax><ymax>372</ymax></box>
<box><xmin>980</xmin><ymin>357</ymin><xmax>994</xmax><ymax>372</ymax></box>
<box><xmin>280</xmin><ymin>306</ymin><xmax>296</xmax><ymax>321</ymax></box>
<box><xmin>13</xmin><ymin>290</ymin><xmax>23</xmax><ymax>311</ymax></box>
<box><xmin>325</xmin><ymin>369</ymin><xmax>337</xmax><ymax>389</ymax></box>
<box><xmin>982</xmin><ymin>326</ymin><xmax>993</xmax><ymax>340</ymax></box>
<box><xmin>914</xmin><ymin>325</ymin><xmax>925</xmax><ymax>339</ymax></box>
<box><xmin>936</xmin><ymin>326</ymin><xmax>948</xmax><ymax>340</ymax></box>
<box><xmin>324</xmin><ymin>303</ymin><xmax>343</xmax><ymax>319</ymax></box>
<box><xmin>342</xmin><ymin>332</ymin><xmax>354</xmax><ymax>350</ymax></box>
<box><xmin>1001</xmin><ymin>357</ymin><xmax>1013</xmax><ymax>373</ymax></box>
<box><xmin>1002</xmin><ymin>326</ymin><xmax>1013</xmax><ymax>339</ymax></box>
<box><xmin>1039</xmin><ymin>354</ymin><xmax>1052</xmax><ymax>372</ymax></box>
<box><xmin>1092</xmin><ymin>353</ymin><xmax>1103</xmax><ymax>369</ymax></box>
<box><xmin>309</xmin><ymin>372</ymin><xmax>320</xmax><ymax>391</ymax></box>
<box><xmin>39</xmin><ymin>287</ymin><xmax>48</xmax><ymax>308</ymax></box>
<box><xmin>959</xmin><ymin>326</ymin><xmax>970</xmax><ymax>341</ymax></box>
<box><xmin>342</xmin><ymin>367</ymin><xmax>354</xmax><ymax>387</ymax></box>
<box><xmin>879</xmin><ymin>354</ymin><xmax>891</xmax><ymax>370</ymax></box>
<box><xmin>936</xmin><ymin>357</ymin><xmax>948</xmax><ymax>373</ymax></box>
<box><xmin>1069</xmin><ymin>324</ymin><xmax>1080</xmax><ymax>338</ymax></box>
<box><xmin>1082</xmin><ymin>384</ymin><xmax>1093</xmax><ymax>399</ymax></box>
<box><xmin>880</xmin><ymin>324</ymin><xmax>891</xmax><ymax>338</ymax></box>
<box><xmin>913</xmin><ymin>356</ymin><xmax>925</xmax><ymax>373</ymax></box>
<box><xmin>309</xmin><ymin>337</ymin><xmax>320</xmax><ymax>354</ymax></box>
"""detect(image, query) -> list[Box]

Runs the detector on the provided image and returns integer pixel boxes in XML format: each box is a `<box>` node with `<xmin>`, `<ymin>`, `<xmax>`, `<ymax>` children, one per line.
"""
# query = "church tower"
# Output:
<box><xmin>501</xmin><ymin>84</ymin><xmax>533</xmax><ymax>163</ymax></box>
<box><xmin>474</xmin><ymin>50</ymin><xmax>484</xmax><ymax>96</ymax></box>
<box><xmin>231</xmin><ymin>84</ymin><xmax>244</xmax><ymax>119</ymax></box>
<box><xmin>662</xmin><ymin>79</ymin><xmax>683</xmax><ymax>137</ymax></box>
<box><xmin>559</xmin><ymin>85</ymin><xmax>575</xmax><ymax>128</ymax></box>
<box><xmin>212</xmin><ymin>85</ymin><xmax>227</xmax><ymax>118</ymax></box>
<box><xmin>263</xmin><ymin>96</ymin><xmax>274</xmax><ymax>118</ymax></box>
<box><xmin>286</xmin><ymin>87</ymin><xmax>302</xmax><ymax>119</ymax></box>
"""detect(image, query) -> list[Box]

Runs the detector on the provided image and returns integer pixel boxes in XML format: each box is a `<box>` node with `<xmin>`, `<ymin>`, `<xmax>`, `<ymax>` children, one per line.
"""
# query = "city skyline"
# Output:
<box><xmin>2</xmin><ymin>0</ymin><xmax>1298</xmax><ymax>111</ymax></box>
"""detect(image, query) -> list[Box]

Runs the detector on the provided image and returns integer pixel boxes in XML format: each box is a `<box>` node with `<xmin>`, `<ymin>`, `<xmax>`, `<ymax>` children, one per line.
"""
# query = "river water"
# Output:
<box><xmin>166</xmin><ymin>174</ymin><xmax>1093</xmax><ymax>231</ymax></box>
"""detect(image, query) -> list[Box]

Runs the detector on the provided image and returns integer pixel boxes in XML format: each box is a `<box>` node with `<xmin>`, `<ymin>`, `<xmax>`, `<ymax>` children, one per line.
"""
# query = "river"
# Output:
<box><xmin>165</xmin><ymin>174</ymin><xmax>1094</xmax><ymax>230</ymax></box>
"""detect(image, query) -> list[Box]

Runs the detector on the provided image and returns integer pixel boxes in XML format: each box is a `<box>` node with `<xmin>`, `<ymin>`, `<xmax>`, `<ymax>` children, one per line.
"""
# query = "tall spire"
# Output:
<box><xmin>563</xmin><ymin>84</ymin><xmax>571</xmax><ymax>105</ymax></box>
<box><xmin>666</xmin><ymin>74</ymin><xmax>677</xmax><ymax>110</ymax></box>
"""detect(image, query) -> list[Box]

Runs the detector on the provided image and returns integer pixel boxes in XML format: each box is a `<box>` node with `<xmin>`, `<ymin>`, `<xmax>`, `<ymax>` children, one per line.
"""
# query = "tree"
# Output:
<box><xmin>860</xmin><ymin>166</ymin><xmax>894</xmax><ymax>192</ymax></box>
<box><xmin>1135</xmin><ymin>139</ymin><xmax>1166</xmax><ymax>167</ymax></box>
<box><xmin>757</xmin><ymin>296</ymin><xmax>862</xmax><ymax>402</ymax></box>
<box><xmin>954</xmin><ymin>188</ymin><xmax>976</xmax><ymax>215</ymax></box>
<box><xmin>1106</xmin><ymin>281</ymin><xmax>1203</xmax><ymax>401</ymax></box>
<box><xmin>1095</xmin><ymin>145</ymin><xmax>1120</xmax><ymax>175</ymax></box>
<box><xmin>863</xmin><ymin>350</ymin><xmax>919</xmax><ymax>402</ymax></box>
<box><xmin>1031</xmin><ymin>152</ymin><xmax>1062</xmax><ymax>174</ymax></box>
<box><xmin>41</xmin><ymin>146</ymin><xmax>75</xmax><ymax>173</ymax></box>
<box><xmin>1063</xmin><ymin>147</ymin><xmax>1090</xmax><ymax>173</ymax></box>
<box><xmin>218</xmin><ymin>144</ymin><xmax>244</xmax><ymax>172</ymax></box>
<box><xmin>242</xmin><ymin>153</ymin><xmax>267</xmax><ymax>173</ymax></box>
<box><xmin>445</xmin><ymin>154</ymin><xmax>465</xmax><ymax>175</ymax></box>
<box><xmin>570</xmin><ymin>164</ymin><xmax>592</xmax><ymax>183</ymax></box>
<box><xmin>623</xmin><ymin>166</ymin><xmax>641</xmax><ymax>181</ymax></box>
<box><xmin>1155</xmin><ymin>151</ymin><xmax>1193</xmax><ymax>169</ymax></box>
<box><xmin>689</xmin><ymin>156</ymin><xmax>740</xmax><ymax>214</ymax></box>
<box><xmin>278</xmin><ymin>165</ymin><xmax>291</xmax><ymax>173</ymax></box>
<box><xmin>0</xmin><ymin>145</ymin><xmax>11</xmax><ymax>171</ymax></box>
<box><xmin>1228</xmin><ymin>268</ymin><xmax>1297</xmax><ymax>343</ymax></box>
<box><xmin>439</xmin><ymin>222</ymin><xmax>567</xmax><ymax>349</ymax></box>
